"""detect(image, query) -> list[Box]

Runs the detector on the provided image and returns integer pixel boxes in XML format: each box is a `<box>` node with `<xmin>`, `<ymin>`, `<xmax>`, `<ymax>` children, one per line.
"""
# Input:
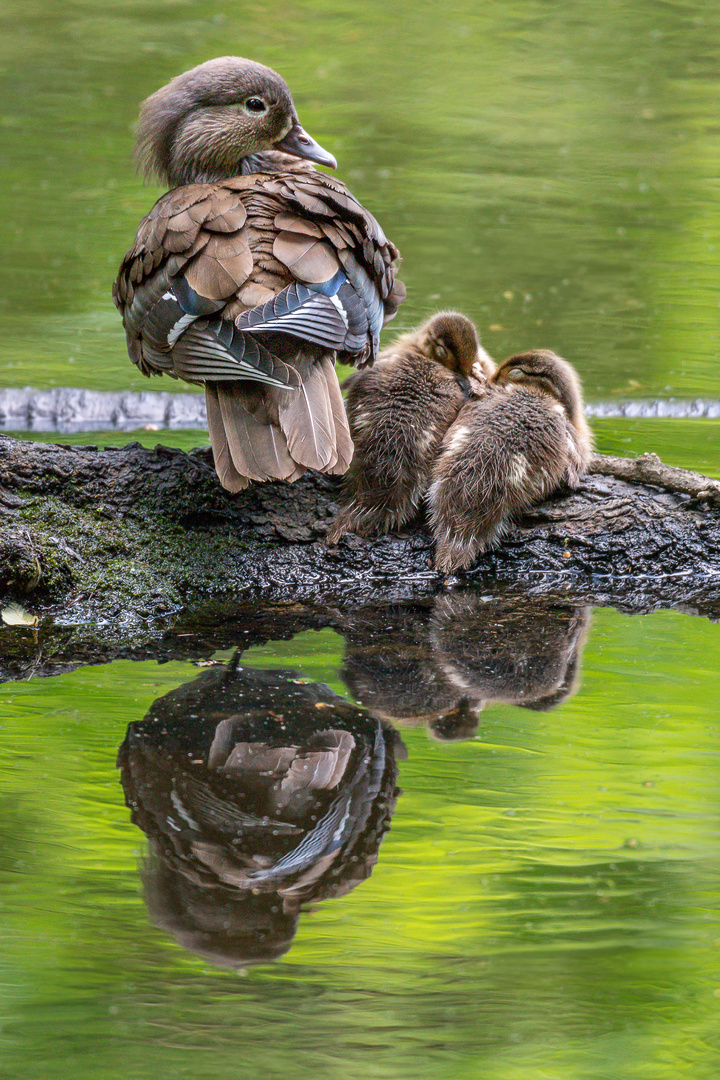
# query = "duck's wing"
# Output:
<box><xmin>113</xmin><ymin>173</ymin><xmax>404</xmax><ymax>384</ymax></box>
<box><xmin>266</xmin><ymin>171</ymin><xmax>406</xmax><ymax>366</ymax></box>
<box><xmin>113</xmin><ymin>172</ymin><xmax>402</xmax><ymax>486</ymax></box>
<box><xmin>113</xmin><ymin>184</ymin><xmax>258</xmax><ymax>380</ymax></box>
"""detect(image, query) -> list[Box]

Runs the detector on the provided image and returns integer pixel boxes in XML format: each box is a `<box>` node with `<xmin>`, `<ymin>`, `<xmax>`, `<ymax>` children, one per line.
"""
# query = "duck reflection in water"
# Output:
<box><xmin>341</xmin><ymin>594</ymin><xmax>590</xmax><ymax>740</ymax></box>
<box><xmin>118</xmin><ymin>661</ymin><xmax>404</xmax><ymax>968</ymax></box>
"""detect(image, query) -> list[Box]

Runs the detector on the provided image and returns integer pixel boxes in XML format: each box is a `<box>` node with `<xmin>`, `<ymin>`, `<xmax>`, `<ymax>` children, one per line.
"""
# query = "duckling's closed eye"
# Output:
<box><xmin>506</xmin><ymin>366</ymin><xmax>525</xmax><ymax>379</ymax></box>
<box><xmin>433</xmin><ymin>343</ymin><xmax>449</xmax><ymax>361</ymax></box>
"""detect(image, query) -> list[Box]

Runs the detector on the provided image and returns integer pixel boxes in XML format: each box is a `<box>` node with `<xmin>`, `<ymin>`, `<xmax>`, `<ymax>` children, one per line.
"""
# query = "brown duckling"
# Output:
<box><xmin>428</xmin><ymin>349</ymin><xmax>593</xmax><ymax>573</ymax></box>
<box><xmin>113</xmin><ymin>57</ymin><xmax>404</xmax><ymax>492</ymax></box>
<box><xmin>327</xmin><ymin>312</ymin><xmax>494</xmax><ymax>540</ymax></box>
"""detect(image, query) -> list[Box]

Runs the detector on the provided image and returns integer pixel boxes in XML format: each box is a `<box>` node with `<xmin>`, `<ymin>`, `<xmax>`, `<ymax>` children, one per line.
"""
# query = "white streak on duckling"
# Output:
<box><xmin>447</xmin><ymin>425</ymin><xmax>471</xmax><ymax>452</ymax></box>
<box><xmin>507</xmin><ymin>453</ymin><xmax>529</xmax><ymax>487</ymax></box>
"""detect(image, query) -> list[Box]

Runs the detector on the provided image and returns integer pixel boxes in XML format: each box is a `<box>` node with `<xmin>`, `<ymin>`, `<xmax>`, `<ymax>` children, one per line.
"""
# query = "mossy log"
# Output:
<box><xmin>1</xmin><ymin>434</ymin><xmax>720</xmax><ymax>647</ymax></box>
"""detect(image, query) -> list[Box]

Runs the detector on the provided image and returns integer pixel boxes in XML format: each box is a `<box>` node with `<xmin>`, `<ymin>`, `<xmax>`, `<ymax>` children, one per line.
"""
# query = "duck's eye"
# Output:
<box><xmin>245</xmin><ymin>97</ymin><xmax>267</xmax><ymax>113</ymax></box>
<box><xmin>434</xmin><ymin>343</ymin><xmax>449</xmax><ymax>361</ymax></box>
<box><xmin>506</xmin><ymin>366</ymin><xmax>524</xmax><ymax>379</ymax></box>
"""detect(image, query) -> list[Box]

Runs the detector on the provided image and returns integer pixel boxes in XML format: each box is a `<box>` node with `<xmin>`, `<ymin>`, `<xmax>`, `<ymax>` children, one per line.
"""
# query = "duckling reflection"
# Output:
<box><xmin>430</xmin><ymin>594</ymin><xmax>590</xmax><ymax>712</ymax></box>
<box><xmin>338</xmin><ymin>604</ymin><xmax>485</xmax><ymax>737</ymax></box>
<box><xmin>117</xmin><ymin>660</ymin><xmax>403</xmax><ymax>968</ymax></box>
<box><xmin>340</xmin><ymin>596</ymin><xmax>590</xmax><ymax>740</ymax></box>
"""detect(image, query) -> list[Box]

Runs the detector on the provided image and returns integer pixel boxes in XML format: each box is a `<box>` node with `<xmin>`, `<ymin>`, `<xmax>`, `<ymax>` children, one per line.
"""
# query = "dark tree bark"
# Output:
<box><xmin>1</xmin><ymin>435</ymin><xmax>719</xmax><ymax>652</ymax></box>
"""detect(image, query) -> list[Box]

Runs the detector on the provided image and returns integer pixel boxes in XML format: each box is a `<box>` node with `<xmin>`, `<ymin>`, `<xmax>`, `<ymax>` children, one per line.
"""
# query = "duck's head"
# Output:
<box><xmin>134</xmin><ymin>56</ymin><xmax>337</xmax><ymax>187</ymax></box>
<box><xmin>493</xmin><ymin>349</ymin><xmax>586</xmax><ymax>427</ymax></box>
<box><xmin>413</xmin><ymin>312</ymin><xmax>488</xmax><ymax>380</ymax></box>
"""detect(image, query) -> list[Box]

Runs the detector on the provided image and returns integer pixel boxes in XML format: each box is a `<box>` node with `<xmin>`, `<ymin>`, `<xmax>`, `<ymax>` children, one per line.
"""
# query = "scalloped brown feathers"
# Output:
<box><xmin>113</xmin><ymin>59</ymin><xmax>403</xmax><ymax>491</ymax></box>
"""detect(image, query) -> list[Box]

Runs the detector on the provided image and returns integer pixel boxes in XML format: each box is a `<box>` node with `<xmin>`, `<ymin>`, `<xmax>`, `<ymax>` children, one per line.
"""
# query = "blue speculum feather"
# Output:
<box><xmin>169</xmin><ymin>274</ymin><xmax>223</xmax><ymax>317</ymax></box>
<box><xmin>308</xmin><ymin>269</ymin><xmax>347</xmax><ymax>296</ymax></box>
<box><xmin>165</xmin><ymin>247</ymin><xmax>382</xmax><ymax>386</ymax></box>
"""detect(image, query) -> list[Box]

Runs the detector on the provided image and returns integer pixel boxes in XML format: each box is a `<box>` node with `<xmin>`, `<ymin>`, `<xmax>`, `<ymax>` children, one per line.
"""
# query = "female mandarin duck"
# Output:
<box><xmin>428</xmin><ymin>349</ymin><xmax>593</xmax><ymax>573</ymax></box>
<box><xmin>113</xmin><ymin>57</ymin><xmax>405</xmax><ymax>491</ymax></box>
<box><xmin>327</xmin><ymin>312</ymin><xmax>495</xmax><ymax>540</ymax></box>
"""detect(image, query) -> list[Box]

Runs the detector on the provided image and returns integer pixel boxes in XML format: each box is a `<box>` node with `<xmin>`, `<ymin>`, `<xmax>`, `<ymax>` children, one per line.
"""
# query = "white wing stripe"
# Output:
<box><xmin>167</xmin><ymin>312</ymin><xmax>198</xmax><ymax>346</ymax></box>
<box><xmin>328</xmin><ymin>293</ymin><xmax>350</xmax><ymax>328</ymax></box>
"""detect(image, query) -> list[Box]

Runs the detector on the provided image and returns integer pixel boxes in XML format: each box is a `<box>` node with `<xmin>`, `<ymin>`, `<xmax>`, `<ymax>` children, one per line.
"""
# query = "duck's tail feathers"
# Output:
<box><xmin>206</xmin><ymin>352</ymin><xmax>354</xmax><ymax>491</ymax></box>
<box><xmin>205</xmin><ymin>384</ymin><xmax>251</xmax><ymax>492</ymax></box>
<box><xmin>320</xmin><ymin>354</ymin><xmax>354</xmax><ymax>475</ymax></box>
<box><xmin>206</xmin><ymin>383</ymin><xmax>303</xmax><ymax>489</ymax></box>
<box><xmin>276</xmin><ymin>353</ymin><xmax>344</xmax><ymax>473</ymax></box>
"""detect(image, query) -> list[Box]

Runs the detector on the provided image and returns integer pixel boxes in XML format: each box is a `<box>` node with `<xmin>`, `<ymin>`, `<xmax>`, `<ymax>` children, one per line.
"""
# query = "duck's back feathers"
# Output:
<box><xmin>114</xmin><ymin>170</ymin><xmax>401</xmax><ymax>489</ymax></box>
<box><xmin>114</xmin><ymin>173</ymin><xmax>400</xmax><ymax>374</ymax></box>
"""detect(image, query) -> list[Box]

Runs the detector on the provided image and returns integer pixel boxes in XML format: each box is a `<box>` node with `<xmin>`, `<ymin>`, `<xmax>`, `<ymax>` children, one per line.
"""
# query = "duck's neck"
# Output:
<box><xmin>166</xmin><ymin>153</ymin><xmax>275</xmax><ymax>186</ymax></box>
<box><xmin>240</xmin><ymin>152</ymin><xmax>272</xmax><ymax>174</ymax></box>
<box><xmin>241</xmin><ymin>151</ymin><xmax>315</xmax><ymax>176</ymax></box>
<box><xmin>167</xmin><ymin>150</ymin><xmax>315</xmax><ymax>187</ymax></box>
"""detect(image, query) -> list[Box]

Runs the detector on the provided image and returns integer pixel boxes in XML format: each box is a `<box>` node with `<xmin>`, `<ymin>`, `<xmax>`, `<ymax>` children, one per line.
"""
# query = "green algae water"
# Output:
<box><xmin>2</xmin><ymin>0</ymin><xmax>720</xmax><ymax>1076</ymax></box>
<box><xmin>1</xmin><ymin>601</ymin><xmax>720</xmax><ymax>1080</ymax></box>
<box><xmin>3</xmin><ymin>0</ymin><xmax>720</xmax><ymax>405</ymax></box>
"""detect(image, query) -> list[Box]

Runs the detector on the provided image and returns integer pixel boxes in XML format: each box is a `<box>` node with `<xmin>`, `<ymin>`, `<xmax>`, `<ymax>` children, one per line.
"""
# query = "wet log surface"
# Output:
<box><xmin>1</xmin><ymin>433</ymin><xmax>719</xmax><ymax>674</ymax></box>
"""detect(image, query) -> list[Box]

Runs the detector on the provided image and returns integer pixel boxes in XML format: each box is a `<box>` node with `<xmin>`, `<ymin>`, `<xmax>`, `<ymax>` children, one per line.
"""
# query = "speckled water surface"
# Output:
<box><xmin>2</xmin><ymin>1</ymin><xmax>720</xmax><ymax>1077</ymax></box>
<box><xmin>2</xmin><ymin>601</ymin><xmax>720</xmax><ymax>1080</ymax></box>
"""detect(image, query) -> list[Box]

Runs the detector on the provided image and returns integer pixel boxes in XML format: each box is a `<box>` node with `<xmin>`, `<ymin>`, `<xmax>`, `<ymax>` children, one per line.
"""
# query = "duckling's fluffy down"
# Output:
<box><xmin>428</xmin><ymin>382</ymin><xmax>592</xmax><ymax>573</ymax></box>
<box><xmin>328</xmin><ymin>353</ymin><xmax>477</xmax><ymax>539</ymax></box>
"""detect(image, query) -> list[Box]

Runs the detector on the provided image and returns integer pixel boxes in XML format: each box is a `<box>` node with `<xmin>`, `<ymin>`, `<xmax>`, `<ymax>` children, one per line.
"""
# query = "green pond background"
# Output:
<box><xmin>3</xmin><ymin>0</ymin><xmax>720</xmax><ymax>467</ymax></box>
<box><xmin>1</xmin><ymin>0</ymin><xmax>720</xmax><ymax>1077</ymax></box>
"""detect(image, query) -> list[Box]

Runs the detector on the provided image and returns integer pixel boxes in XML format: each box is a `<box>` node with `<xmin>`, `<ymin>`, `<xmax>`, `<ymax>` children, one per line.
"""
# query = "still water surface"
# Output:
<box><xmin>2</xmin><ymin>0</ymin><xmax>720</xmax><ymax>405</ymax></box>
<box><xmin>1</xmin><ymin>0</ymin><xmax>720</xmax><ymax>1076</ymax></box>
<box><xmin>1</xmin><ymin>599</ymin><xmax>720</xmax><ymax>1079</ymax></box>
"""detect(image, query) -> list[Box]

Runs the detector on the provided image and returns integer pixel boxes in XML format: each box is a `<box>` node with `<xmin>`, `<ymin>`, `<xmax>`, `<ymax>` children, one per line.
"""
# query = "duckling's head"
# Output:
<box><xmin>493</xmin><ymin>350</ymin><xmax>586</xmax><ymax>428</ymax></box>
<box><xmin>134</xmin><ymin>56</ymin><xmax>337</xmax><ymax>187</ymax></box>
<box><xmin>428</xmin><ymin>698</ymin><xmax>484</xmax><ymax>742</ymax></box>
<box><xmin>412</xmin><ymin>312</ymin><xmax>487</xmax><ymax>380</ymax></box>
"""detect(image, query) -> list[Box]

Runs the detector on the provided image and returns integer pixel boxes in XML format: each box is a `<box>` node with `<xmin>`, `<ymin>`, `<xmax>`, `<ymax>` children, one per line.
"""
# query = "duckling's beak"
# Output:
<box><xmin>275</xmin><ymin>123</ymin><xmax>337</xmax><ymax>169</ymax></box>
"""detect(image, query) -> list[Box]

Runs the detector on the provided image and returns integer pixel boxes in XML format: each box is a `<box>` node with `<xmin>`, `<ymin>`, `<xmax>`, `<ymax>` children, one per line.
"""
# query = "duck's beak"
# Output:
<box><xmin>275</xmin><ymin>123</ymin><xmax>337</xmax><ymax>169</ymax></box>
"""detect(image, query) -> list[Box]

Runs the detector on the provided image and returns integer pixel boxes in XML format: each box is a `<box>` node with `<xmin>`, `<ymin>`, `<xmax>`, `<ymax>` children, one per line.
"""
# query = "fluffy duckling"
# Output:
<box><xmin>428</xmin><ymin>349</ymin><xmax>593</xmax><ymax>573</ymax></box>
<box><xmin>113</xmin><ymin>57</ymin><xmax>404</xmax><ymax>493</ymax></box>
<box><xmin>327</xmin><ymin>312</ymin><xmax>494</xmax><ymax>540</ymax></box>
